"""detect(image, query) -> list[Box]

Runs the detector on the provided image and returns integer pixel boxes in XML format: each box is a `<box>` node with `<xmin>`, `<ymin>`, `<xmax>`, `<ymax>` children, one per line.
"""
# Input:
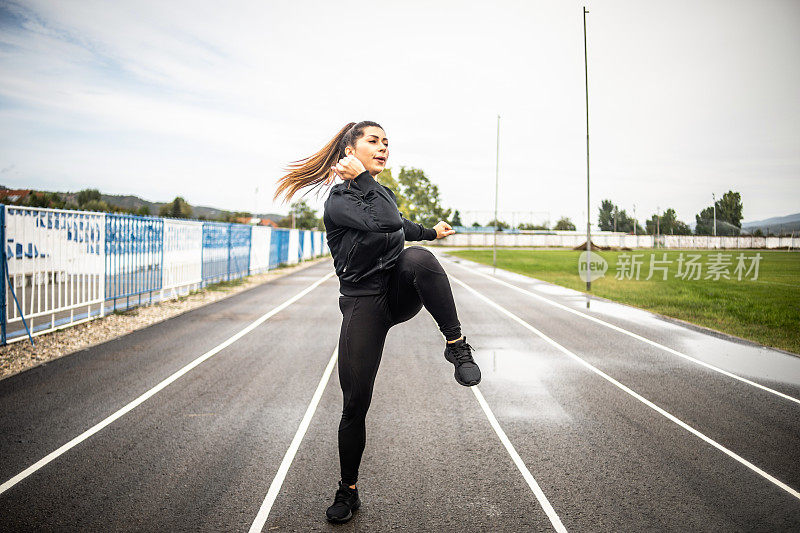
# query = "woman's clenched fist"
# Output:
<box><xmin>433</xmin><ymin>221</ymin><xmax>456</xmax><ymax>239</ymax></box>
<box><xmin>331</xmin><ymin>155</ymin><xmax>366</xmax><ymax>181</ymax></box>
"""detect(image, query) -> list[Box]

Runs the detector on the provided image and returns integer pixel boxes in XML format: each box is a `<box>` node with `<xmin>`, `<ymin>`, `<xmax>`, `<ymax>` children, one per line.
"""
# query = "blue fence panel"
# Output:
<box><xmin>279</xmin><ymin>230</ymin><xmax>291</xmax><ymax>264</ymax></box>
<box><xmin>268</xmin><ymin>229</ymin><xmax>280</xmax><ymax>269</ymax></box>
<box><xmin>229</xmin><ymin>224</ymin><xmax>251</xmax><ymax>280</ymax></box>
<box><xmin>201</xmin><ymin>222</ymin><xmax>230</xmax><ymax>284</ymax></box>
<box><xmin>268</xmin><ymin>229</ymin><xmax>290</xmax><ymax>269</ymax></box>
<box><xmin>105</xmin><ymin>214</ymin><xmax>163</xmax><ymax>310</ymax></box>
<box><xmin>298</xmin><ymin>230</ymin><xmax>305</xmax><ymax>262</ymax></box>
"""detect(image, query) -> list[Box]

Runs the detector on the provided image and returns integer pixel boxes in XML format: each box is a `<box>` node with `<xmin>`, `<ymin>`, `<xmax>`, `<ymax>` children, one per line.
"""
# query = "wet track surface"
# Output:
<box><xmin>1</xmin><ymin>255</ymin><xmax>798</xmax><ymax>531</ymax></box>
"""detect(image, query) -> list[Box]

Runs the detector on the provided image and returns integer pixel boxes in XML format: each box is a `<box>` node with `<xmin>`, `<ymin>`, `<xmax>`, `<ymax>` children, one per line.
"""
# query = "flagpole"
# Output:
<box><xmin>583</xmin><ymin>6</ymin><xmax>591</xmax><ymax>296</ymax></box>
<box><xmin>493</xmin><ymin>114</ymin><xmax>500</xmax><ymax>273</ymax></box>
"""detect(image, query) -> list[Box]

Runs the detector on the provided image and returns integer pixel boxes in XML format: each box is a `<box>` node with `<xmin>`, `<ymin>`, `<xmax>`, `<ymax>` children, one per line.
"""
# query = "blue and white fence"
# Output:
<box><xmin>0</xmin><ymin>205</ymin><xmax>328</xmax><ymax>345</ymax></box>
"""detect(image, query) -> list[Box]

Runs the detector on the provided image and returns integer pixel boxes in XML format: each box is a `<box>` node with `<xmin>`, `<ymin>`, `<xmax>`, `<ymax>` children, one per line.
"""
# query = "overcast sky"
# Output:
<box><xmin>0</xmin><ymin>0</ymin><xmax>798</xmax><ymax>227</ymax></box>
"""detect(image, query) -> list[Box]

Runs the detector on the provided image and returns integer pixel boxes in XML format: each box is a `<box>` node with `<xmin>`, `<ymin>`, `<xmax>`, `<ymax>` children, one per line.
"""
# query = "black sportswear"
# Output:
<box><xmin>323</xmin><ymin>172</ymin><xmax>471</xmax><ymax>487</ymax></box>
<box><xmin>324</xmin><ymin>171</ymin><xmax>437</xmax><ymax>296</ymax></box>
<box><xmin>325</xmin><ymin>481</ymin><xmax>361</xmax><ymax>523</ymax></box>
<box><xmin>336</xmin><ymin>246</ymin><xmax>462</xmax><ymax>485</ymax></box>
<box><xmin>443</xmin><ymin>336</ymin><xmax>481</xmax><ymax>386</ymax></box>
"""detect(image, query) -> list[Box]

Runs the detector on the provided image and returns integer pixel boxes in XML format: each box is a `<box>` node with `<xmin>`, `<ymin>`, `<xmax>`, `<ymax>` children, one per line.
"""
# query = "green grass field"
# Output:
<box><xmin>448</xmin><ymin>249</ymin><xmax>800</xmax><ymax>355</ymax></box>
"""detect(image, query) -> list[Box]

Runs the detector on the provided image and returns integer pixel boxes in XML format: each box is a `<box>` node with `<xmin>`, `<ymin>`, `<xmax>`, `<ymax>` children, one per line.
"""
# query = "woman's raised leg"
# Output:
<box><xmin>387</xmin><ymin>246</ymin><xmax>480</xmax><ymax>385</ymax></box>
<box><xmin>387</xmin><ymin>246</ymin><xmax>462</xmax><ymax>340</ymax></box>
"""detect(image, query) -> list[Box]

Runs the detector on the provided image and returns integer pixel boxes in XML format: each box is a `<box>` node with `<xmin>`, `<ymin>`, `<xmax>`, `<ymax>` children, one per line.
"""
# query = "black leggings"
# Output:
<box><xmin>336</xmin><ymin>246</ymin><xmax>461</xmax><ymax>485</ymax></box>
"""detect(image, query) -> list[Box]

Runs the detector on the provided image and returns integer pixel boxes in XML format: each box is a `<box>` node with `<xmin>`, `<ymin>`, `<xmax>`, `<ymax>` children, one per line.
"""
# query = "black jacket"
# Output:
<box><xmin>323</xmin><ymin>171</ymin><xmax>437</xmax><ymax>296</ymax></box>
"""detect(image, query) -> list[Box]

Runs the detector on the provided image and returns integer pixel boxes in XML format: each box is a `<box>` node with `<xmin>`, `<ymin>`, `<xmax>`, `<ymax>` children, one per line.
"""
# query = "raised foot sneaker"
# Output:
<box><xmin>325</xmin><ymin>481</ymin><xmax>361</xmax><ymax>523</ymax></box>
<box><xmin>444</xmin><ymin>337</ymin><xmax>481</xmax><ymax>386</ymax></box>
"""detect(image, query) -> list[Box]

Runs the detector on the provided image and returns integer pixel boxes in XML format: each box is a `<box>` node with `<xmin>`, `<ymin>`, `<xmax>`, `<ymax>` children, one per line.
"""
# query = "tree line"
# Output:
<box><xmin>3</xmin><ymin>182</ymin><xmax>762</xmax><ymax>237</ymax></box>
<box><xmin>597</xmin><ymin>191</ymin><xmax>749</xmax><ymax>236</ymax></box>
<box><xmin>1</xmin><ymin>188</ymin><xmax>262</xmax><ymax>224</ymax></box>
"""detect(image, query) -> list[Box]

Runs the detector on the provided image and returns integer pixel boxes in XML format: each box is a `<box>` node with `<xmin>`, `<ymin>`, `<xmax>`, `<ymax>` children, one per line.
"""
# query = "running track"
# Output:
<box><xmin>1</xmin><ymin>252</ymin><xmax>798</xmax><ymax>531</ymax></box>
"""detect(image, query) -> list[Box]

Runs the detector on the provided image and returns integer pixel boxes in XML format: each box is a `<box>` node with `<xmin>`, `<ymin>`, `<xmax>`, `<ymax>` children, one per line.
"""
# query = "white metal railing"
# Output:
<box><xmin>3</xmin><ymin>206</ymin><xmax>105</xmax><ymax>340</ymax></box>
<box><xmin>162</xmin><ymin>218</ymin><xmax>203</xmax><ymax>297</ymax></box>
<box><xmin>249</xmin><ymin>226</ymin><xmax>272</xmax><ymax>274</ymax></box>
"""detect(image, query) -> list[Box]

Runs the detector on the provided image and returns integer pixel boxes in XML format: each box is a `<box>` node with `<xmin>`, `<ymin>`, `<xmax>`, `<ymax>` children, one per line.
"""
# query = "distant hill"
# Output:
<box><xmin>742</xmin><ymin>212</ymin><xmax>800</xmax><ymax>234</ymax></box>
<box><xmin>97</xmin><ymin>192</ymin><xmax>285</xmax><ymax>222</ymax></box>
<box><xmin>3</xmin><ymin>185</ymin><xmax>285</xmax><ymax>222</ymax></box>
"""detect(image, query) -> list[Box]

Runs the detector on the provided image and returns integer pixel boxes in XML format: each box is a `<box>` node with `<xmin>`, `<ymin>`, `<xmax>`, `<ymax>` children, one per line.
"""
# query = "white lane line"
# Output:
<box><xmin>248</xmin><ymin>347</ymin><xmax>338</xmax><ymax>533</ymax></box>
<box><xmin>448</xmin><ymin>273</ymin><xmax>800</xmax><ymax>501</ymax></box>
<box><xmin>472</xmin><ymin>386</ymin><xmax>568</xmax><ymax>532</ymax></box>
<box><xmin>0</xmin><ymin>271</ymin><xmax>335</xmax><ymax>498</ymax></box>
<box><xmin>420</xmin><ymin>313</ymin><xmax>568</xmax><ymax>531</ymax></box>
<box><xmin>443</xmin><ymin>257</ymin><xmax>800</xmax><ymax>406</ymax></box>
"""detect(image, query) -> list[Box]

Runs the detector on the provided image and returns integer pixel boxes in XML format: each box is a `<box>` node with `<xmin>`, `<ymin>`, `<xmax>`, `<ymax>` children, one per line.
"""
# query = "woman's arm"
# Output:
<box><xmin>403</xmin><ymin>219</ymin><xmax>455</xmax><ymax>241</ymax></box>
<box><xmin>402</xmin><ymin>218</ymin><xmax>437</xmax><ymax>241</ymax></box>
<box><xmin>326</xmin><ymin>171</ymin><xmax>403</xmax><ymax>232</ymax></box>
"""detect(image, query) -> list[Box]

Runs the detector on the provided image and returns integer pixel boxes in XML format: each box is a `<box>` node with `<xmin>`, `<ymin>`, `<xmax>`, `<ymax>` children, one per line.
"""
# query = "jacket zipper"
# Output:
<box><xmin>343</xmin><ymin>242</ymin><xmax>358</xmax><ymax>273</ymax></box>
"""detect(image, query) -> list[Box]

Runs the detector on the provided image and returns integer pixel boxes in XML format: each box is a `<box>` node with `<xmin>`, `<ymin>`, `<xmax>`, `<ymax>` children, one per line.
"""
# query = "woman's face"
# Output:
<box><xmin>346</xmin><ymin>126</ymin><xmax>388</xmax><ymax>176</ymax></box>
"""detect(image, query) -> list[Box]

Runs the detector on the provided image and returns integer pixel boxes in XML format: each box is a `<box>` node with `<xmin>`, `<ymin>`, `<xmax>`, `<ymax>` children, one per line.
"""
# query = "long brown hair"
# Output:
<box><xmin>273</xmin><ymin>120</ymin><xmax>383</xmax><ymax>203</ymax></box>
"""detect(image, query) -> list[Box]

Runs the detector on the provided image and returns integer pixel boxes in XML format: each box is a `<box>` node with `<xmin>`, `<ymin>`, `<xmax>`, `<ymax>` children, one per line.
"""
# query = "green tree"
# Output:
<box><xmin>451</xmin><ymin>209</ymin><xmax>462</xmax><ymax>226</ymax></box>
<box><xmin>554</xmin><ymin>216</ymin><xmax>576</xmax><ymax>231</ymax></box>
<box><xmin>76</xmin><ymin>188</ymin><xmax>101</xmax><ymax>206</ymax></box>
<box><xmin>24</xmin><ymin>191</ymin><xmax>65</xmax><ymax>209</ymax></box>
<box><xmin>376</xmin><ymin>166</ymin><xmax>452</xmax><ymax>228</ymax></box>
<box><xmin>598</xmin><ymin>199</ymin><xmax>616</xmax><ymax>231</ymax></box>
<box><xmin>159</xmin><ymin>197</ymin><xmax>192</xmax><ymax>219</ymax></box>
<box><xmin>222</xmin><ymin>211</ymin><xmax>252</xmax><ymax>223</ymax></box>
<box><xmin>487</xmin><ymin>219</ymin><xmax>509</xmax><ymax>231</ymax></box>
<box><xmin>645</xmin><ymin>208</ymin><xmax>692</xmax><ymax>235</ymax></box>
<box><xmin>717</xmin><ymin>191</ymin><xmax>743</xmax><ymax>228</ymax></box>
<box><xmin>518</xmin><ymin>222</ymin><xmax>550</xmax><ymax>230</ymax></box>
<box><xmin>135</xmin><ymin>205</ymin><xmax>151</xmax><ymax>216</ymax></box>
<box><xmin>376</xmin><ymin>168</ymin><xmax>408</xmax><ymax>214</ymax></box>
<box><xmin>597</xmin><ymin>200</ymin><xmax>644</xmax><ymax>233</ymax></box>
<box><xmin>612</xmin><ymin>210</ymin><xmax>643</xmax><ymax>234</ymax></box>
<box><xmin>396</xmin><ymin>167</ymin><xmax>451</xmax><ymax>228</ymax></box>
<box><xmin>694</xmin><ymin>191</ymin><xmax>743</xmax><ymax>235</ymax></box>
<box><xmin>81</xmin><ymin>199</ymin><xmax>111</xmax><ymax>212</ymax></box>
<box><xmin>279</xmin><ymin>200</ymin><xmax>319</xmax><ymax>229</ymax></box>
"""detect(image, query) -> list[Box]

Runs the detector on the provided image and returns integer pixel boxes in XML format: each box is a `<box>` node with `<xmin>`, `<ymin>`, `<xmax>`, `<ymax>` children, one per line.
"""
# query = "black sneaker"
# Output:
<box><xmin>444</xmin><ymin>337</ymin><xmax>481</xmax><ymax>386</ymax></box>
<box><xmin>325</xmin><ymin>481</ymin><xmax>361</xmax><ymax>523</ymax></box>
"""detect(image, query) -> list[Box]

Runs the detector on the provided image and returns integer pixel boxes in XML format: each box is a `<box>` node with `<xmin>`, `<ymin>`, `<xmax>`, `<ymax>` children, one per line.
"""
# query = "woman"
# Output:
<box><xmin>275</xmin><ymin>120</ymin><xmax>480</xmax><ymax>524</ymax></box>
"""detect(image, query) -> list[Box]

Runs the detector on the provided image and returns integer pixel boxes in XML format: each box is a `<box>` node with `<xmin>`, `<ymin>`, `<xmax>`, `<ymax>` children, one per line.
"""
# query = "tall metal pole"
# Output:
<box><xmin>493</xmin><ymin>114</ymin><xmax>500</xmax><ymax>273</ymax></box>
<box><xmin>583</xmin><ymin>6</ymin><xmax>591</xmax><ymax>292</ymax></box>
<box><xmin>614</xmin><ymin>207</ymin><xmax>620</xmax><ymax>248</ymax></box>
<box><xmin>656</xmin><ymin>205</ymin><xmax>660</xmax><ymax>237</ymax></box>
<box><xmin>712</xmin><ymin>192</ymin><xmax>717</xmax><ymax>237</ymax></box>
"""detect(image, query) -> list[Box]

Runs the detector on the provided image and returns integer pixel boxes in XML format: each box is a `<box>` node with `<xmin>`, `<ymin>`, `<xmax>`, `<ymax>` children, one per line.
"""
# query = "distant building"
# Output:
<box><xmin>234</xmin><ymin>216</ymin><xmax>280</xmax><ymax>228</ymax></box>
<box><xmin>0</xmin><ymin>189</ymin><xmax>32</xmax><ymax>203</ymax></box>
<box><xmin>260</xmin><ymin>218</ymin><xmax>280</xmax><ymax>228</ymax></box>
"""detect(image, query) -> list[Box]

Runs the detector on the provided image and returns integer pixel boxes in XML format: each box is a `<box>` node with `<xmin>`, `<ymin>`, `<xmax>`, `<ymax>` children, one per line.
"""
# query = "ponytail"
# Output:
<box><xmin>274</xmin><ymin>120</ymin><xmax>383</xmax><ymax>203</ymax></box>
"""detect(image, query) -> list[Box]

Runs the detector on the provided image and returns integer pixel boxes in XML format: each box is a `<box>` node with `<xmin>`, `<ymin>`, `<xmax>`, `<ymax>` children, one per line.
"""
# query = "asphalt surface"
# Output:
<box><xmin>1</xmin><ymin>254</ymin><xmax>798</xmax><ymax>532</ymax></box>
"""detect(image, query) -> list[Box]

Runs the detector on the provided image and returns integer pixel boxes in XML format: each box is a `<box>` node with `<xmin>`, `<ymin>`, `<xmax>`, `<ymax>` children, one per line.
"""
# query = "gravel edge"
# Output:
<box><xmin>0</xmin><ymin>257</ymin><xmax>331</xmax><ymax>381</ymax></box>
